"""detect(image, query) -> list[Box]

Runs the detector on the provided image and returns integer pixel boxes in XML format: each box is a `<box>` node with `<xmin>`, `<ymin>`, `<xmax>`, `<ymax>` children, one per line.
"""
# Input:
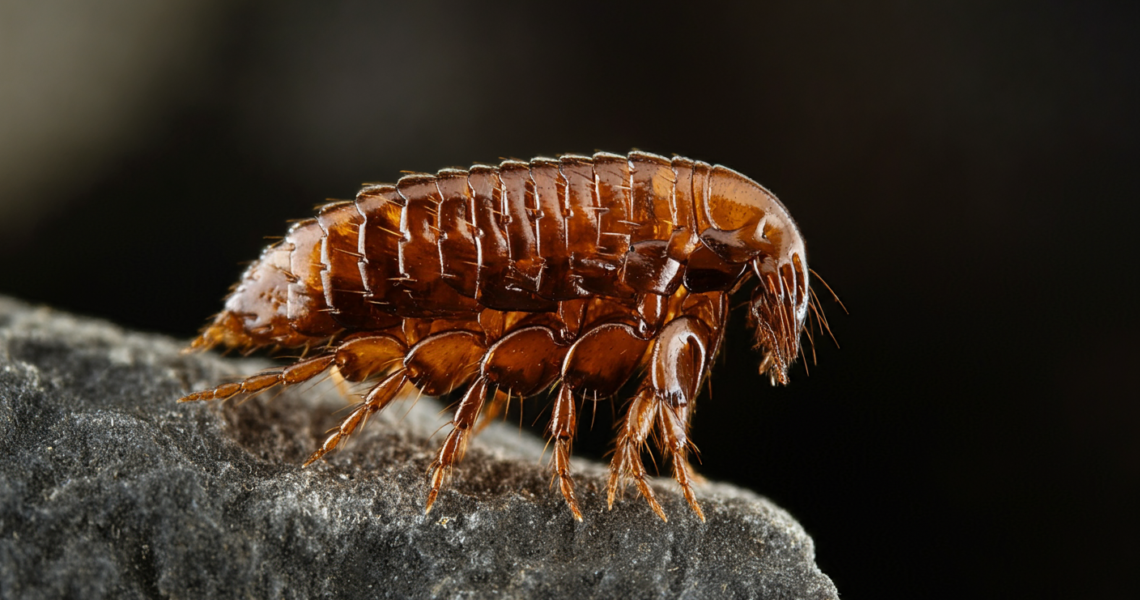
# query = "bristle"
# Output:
<box><xmin>809</xmin><ymin>268</ymin><xmax>848</xmax><ymax>314</ymax></box>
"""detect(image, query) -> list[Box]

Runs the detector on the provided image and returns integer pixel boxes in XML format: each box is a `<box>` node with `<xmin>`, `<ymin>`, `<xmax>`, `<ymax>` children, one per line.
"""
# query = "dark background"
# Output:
<box><xmin>2</xmin><ymin>1</ymin><xmax>1136</xmax><ymax>597</ymax></box>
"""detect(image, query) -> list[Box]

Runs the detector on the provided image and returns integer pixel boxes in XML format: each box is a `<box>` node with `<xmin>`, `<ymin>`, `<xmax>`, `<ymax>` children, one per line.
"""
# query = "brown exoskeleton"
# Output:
<box><xmin>181</xmin><ymin>151</ymin><xmax>836</xmax><ymax>521</ymax></box>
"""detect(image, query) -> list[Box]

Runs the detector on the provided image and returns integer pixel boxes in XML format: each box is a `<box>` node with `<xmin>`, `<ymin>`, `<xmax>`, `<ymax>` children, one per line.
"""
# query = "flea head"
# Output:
<box><xmin>702</xmin><ymin>165</ymin><xmax>811</xmax><ymax>384</ymax></box>
<box><xmin>748</xmin><ymin>253</ymin><xmax>810</xmax><ymax>386</ymax></box>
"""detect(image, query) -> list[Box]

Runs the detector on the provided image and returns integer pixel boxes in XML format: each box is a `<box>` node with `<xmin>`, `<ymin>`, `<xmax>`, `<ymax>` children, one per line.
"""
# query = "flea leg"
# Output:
<box><xmin>303</xmin><ymin>370</ymin><xmax>409</xmax><ymax>465</ymax></box>
<box><xmin>548</xmin><ymin>385</ymin><xmax>582</xmax><ymax>520</ymax></box>
<box><xmin>610</xmin><ymin>315</ymin><xmax>712</xmax><ymax>521</ymax></box>
<box><xmin>607</xmin><ymin>386</ymin><xmax>666</xmax><ymax>521</ymax></box>
<box><xmin>658</xmin><ymin>401</ymin><xmax>704</xmax><ymax>522</ymax></box>
<box><xmin>646</xmin><ymin>316</ymin><xmax>711</xmax><ymax>521</ymax></box>
<box><xmin>178</xmin><ymin>354</ymin><xmax>335</xmax><ymax>402</ymax></box>
<box><xmin>473</xmin><ymin>387</ymin><xmax>510</xmax><ymax>436</ymax></box>
<box><xmin>425</xmin><ymin>378</ymin><xmax>489</xmax><ymax>514</ymax></box>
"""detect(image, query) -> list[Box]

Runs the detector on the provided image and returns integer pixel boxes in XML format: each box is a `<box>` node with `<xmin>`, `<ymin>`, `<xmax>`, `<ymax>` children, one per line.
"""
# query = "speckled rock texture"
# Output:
<box><xmin>0</xmin><ymin>296</ymin><xmax>837</xmax><ymax>599</ymax></box>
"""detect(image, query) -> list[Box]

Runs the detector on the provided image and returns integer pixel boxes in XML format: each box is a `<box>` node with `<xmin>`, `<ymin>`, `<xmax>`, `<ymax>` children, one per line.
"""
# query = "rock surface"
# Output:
<box><xmin>0</xmin><ymin>296</ymin><xmax>837</xmax><ymax>599</ymax></box>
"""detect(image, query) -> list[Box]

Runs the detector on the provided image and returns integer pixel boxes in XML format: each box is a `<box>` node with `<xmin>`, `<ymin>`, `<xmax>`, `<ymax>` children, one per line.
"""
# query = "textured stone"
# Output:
<box><xmin>0</xmin><ymin>296</ymin><xmax>837</xmax><ymax>599</ymax></box>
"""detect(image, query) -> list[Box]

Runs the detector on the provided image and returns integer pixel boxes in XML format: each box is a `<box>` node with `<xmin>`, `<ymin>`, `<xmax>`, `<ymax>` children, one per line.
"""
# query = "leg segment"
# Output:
<box><xmin>303</xmin><ymin>369</ymin><xmax>409</xmax><ymax>466</ymax></box>
<box><xmin>548</xmin><ymin>385</ymin><xmax>582</xmax><ymax>520</ymax></box>
<box><xmin>473</xmin><ymin>387</ymin><xmax>510</xmax><ymax>436</ymax></box>
<box><xmin>425</xmin><ymin>377</ymin><xmax>489</xmax><ymax>514</ymax></box>
<box><xmin>555</xmin><ymin>321</ymin><xmax>651</xmax><ymax>519</ymax></box>
<box><xmin>181</xmin><ymin>332</ymin><xmax>408</xmax><ymax>404</ymax></box>
<box><xmin>648</xmin><ymin>316</ymin><xmax>710</xmax><ymax>521</ymax></box>
<box><xmin>416</xmin><ymin>325</ymin><xmax>576</xmax><ymax>515</ymax></box>
<box><xmin>178</xmin><ymin>354</ymin><xmax>336</xmax><ymax>403</ymax></box>
<box><xmin>608</xmin><ymin>315</ymin><xmax>712</xmax><ymax>521</ymax></box>
<box><xmin>607</xmin><ymin>386</ymin><xmax>666</xmax><ymax>521</ymax></box>
<box><xmin>300</xmin><ymin>334</ymin><xmax>410</xmax><ymax>465</ymax></box>
<box><xmin>659</xmin><ymin>401</ymin><xmax>704</xmax><ymax>521</ymax></box>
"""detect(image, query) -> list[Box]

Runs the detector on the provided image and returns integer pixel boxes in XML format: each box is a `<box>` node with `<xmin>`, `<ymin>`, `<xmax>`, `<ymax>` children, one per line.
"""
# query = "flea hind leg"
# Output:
<box><xmin>304</xmin><ymin>369</ymin><xmax>409</xmax><ymax>465</ymax></box>
<box><xmin>179</xmin><ymin>353</ymin><xmax>336</xmax><ymax>403</ymax></box>
<box><xmin>179</xmin><ymin>333</ymin><xmax>406</xmax><ymax>404</ymax></box>
<box><xmin>302</xmin><ymin>334</ymin><xmax>411</xmax><ymax>464</ymax></box>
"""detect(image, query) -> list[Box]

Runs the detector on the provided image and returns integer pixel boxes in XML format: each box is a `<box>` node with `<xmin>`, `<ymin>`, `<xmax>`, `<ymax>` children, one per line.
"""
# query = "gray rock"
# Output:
<box><xmin>0</xmin><ymin>295</ymin><xmax>838</xmax><ymax>599</ymax></box>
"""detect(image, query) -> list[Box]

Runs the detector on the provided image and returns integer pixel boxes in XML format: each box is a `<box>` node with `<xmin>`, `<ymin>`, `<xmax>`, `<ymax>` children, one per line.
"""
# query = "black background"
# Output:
<box><xmin>2</xmin><ymin>1</ymin><xmax>1137</xmax><ymax>598</ymax></box>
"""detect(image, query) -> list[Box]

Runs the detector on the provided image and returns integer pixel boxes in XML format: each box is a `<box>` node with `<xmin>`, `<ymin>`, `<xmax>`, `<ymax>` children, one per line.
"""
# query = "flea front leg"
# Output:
<box><xmin>607</xmin><ymin>315</ymin><xmax>711</xmax><ymax>522</ymax></box>
<box><xmin>658</xmin><ymin>400</ymin><xmax>704</xmax><ymax>521</ymax></box>
<box><xmin>607</xmin><ymin>387</ymin><xmax>665</xmax><ymax>521</ymax></box>
<box><xmin>648</xmin><ymin>316</ymin><xmax>711</xmax><ymax>521</ymax></box>
<box><xmin>179</xmin><ymin>354</ymin><xmax>335</xmax><ymax>403</ymax></box>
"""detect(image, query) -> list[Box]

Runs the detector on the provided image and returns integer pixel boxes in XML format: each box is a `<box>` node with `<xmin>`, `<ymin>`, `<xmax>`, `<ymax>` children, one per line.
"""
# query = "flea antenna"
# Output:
<box><xmin>809</xmin><ymin>288</ymin><xmax>840</xmax><ymax>347</ymax></box>
<box><xmin>810</xmin><ymin>268</ymin><xmax>847</xmax><ymax>314</ymax></box>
